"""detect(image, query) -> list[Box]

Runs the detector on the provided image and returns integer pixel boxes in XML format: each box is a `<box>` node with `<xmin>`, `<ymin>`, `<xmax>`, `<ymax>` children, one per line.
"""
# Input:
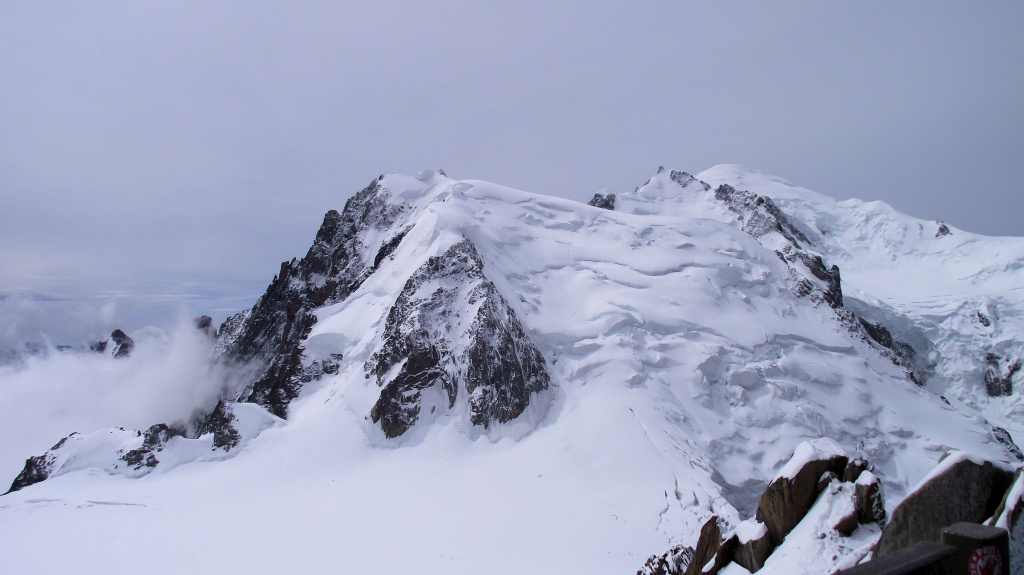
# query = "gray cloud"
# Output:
<box><xmin>2</xmin><ymin>1</ymin><xmax>1022</xmax><ymax>338</ymax></box>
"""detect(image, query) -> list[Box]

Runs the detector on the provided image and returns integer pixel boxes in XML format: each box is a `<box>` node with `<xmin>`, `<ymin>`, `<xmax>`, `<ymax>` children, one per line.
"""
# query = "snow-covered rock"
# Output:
<box><xmin>873</xmin><ymin>452</ymin><xmax>1016</xmax><ymax>557</ymax></box>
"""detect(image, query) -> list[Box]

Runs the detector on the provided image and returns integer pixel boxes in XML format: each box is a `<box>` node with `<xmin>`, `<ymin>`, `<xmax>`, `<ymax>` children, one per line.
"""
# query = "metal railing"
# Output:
<box><xmin>834</xmin><ymin>522</ymin><xmax>1010</xmax><ymax>575</ymax></box>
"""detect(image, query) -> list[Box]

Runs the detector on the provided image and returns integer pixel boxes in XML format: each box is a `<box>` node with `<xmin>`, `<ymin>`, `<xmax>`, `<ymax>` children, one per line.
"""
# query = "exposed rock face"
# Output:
<box><xmin>732</xmin><ymin>526</ymin><xmax>773</xmax><ymax>573</ymax></box>
<box><xmin>874</xmin><ymin>455</ymin><xmax>1016</xmax><ymax>557</ymax></box>
<box><xmin>670</xmin><ymin>170</ymin><xmax>711</xmax><ymax>192</ymax></box>
<box><xmin>855</xmin><ymin>317</ymin><xmax>922</xmax><ymax>384</ymax></box>
<box><xmin>713</xmin><ymin>183</ymin><xmax>844</xmax><ymax>310</ymax></box>
<box><xmin>194</xmin><ymin>315</ymin><xmax>216</xmax><ymax>338</ymax></box>
<box><xmin>714</xmin><ymin>184</ymin><xmax>811</xmax><ymax>249</ymax></box>
<box><xmin>4</xmin><ymin>438</ymin><xmax>62</xmax><ymax>494</ymax></box>
<box><xmin>365</xmin><ymin>239</ymin><xmax>550</xmax><ymax>438</ymax></box>
<box><xmin>636</xmin><ymin>544</ymin><xmax>694</xmax><ymax>575</ymax></box>
<box><xmin>935</xmin><ymin>221</ymin><xmax>951</xmax><ymax>237</ymax></box>
<box><xmin>993</xmin><ymin>427</ymin><xmax>1024</xmax><ymax>462</ymax></box>
<box><xmin>587</xmin><ymin>192</ymin><xmax>616</xmax><ymax>210</ymax></box>
<box><xmin>218</xmin><ymin>178</ymin><xmax>406</xmax><ymax>418</ymax></box>
<box><xmin>90</xmin><ymin>329</ymin><xmax>135</xmax><ymax>358</ymax></box>
<box><xmin>197</xmin><ymin>401</ymin><xmax>241</xmax><ymax>450</ymax></box>
<box><xmin>109</xmin><ymin>330</ymin><xmax>134</xmax><ymax>358</ymax></box>
<box><xmin>120</xmin><ymin>424</ymin><xmax>184</xmax><ymax>469</ymax></box>
<box><xmin>755</xmin><ymin>452</ymin><xmax>848</xmax><ymax>545</ymax></box>
<box><xmin>844</xmin><ymin>458</ymin><xmax>871</xmax><ymax>483</ymax></box>
<box><xmin>854</xmin><ymin>471</ymin><xmax>886</xmax><ymax>526</ymax></box>
<box><xmin>984</xmin><ymin>352</ymin><xmax>1019</xmax><ymax>397</ymax></box>
<box><xmin>641</xmin><ymin>443</ymin><xmax>890</xmax><ymax>575</ymax></box>
<box><xmin>684</xmin><ymin>515</ymin><xmax>723</xmax><ymax>575</ymax></box>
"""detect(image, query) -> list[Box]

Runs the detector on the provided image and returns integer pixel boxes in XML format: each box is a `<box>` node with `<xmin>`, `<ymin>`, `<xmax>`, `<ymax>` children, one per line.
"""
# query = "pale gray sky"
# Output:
<box><xmin>2</xmin><ymin>1</ymin><xmax>1023</xmax><ymax>342</ymax></box>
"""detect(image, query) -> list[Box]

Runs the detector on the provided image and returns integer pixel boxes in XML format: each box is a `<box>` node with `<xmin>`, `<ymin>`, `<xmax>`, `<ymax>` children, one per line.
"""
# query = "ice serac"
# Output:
<box><xmin>218</xmin><ymin>177</ymin><xmax>405</xmax><ymax>418</ymax></box>
<box><xmin>365</xmin><ymin>238</ymin><xmax>550</xmax><ymax>438</ymax></box>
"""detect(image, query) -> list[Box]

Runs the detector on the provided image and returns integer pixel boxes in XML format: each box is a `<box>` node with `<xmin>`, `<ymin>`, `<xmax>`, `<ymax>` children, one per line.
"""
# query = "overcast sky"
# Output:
<box><xmin>2</xmin><ymin>2</ymin><xmax>1023</xmax><ymax>343</ymax></box>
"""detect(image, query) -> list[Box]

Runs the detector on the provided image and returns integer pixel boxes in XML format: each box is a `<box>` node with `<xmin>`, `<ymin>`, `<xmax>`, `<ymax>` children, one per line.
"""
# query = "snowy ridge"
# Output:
<box><xmin>0</xmin><ymin>166</ymin><xmax>1021</xmax><ymax>574</ymax></box>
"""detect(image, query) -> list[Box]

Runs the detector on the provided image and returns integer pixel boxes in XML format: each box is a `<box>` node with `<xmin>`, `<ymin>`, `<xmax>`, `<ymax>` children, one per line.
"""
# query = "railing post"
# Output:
<box><xmin>939</xmin><ymin>522</ymin><xmax>1010</xmax><ymax>575</ymax></box>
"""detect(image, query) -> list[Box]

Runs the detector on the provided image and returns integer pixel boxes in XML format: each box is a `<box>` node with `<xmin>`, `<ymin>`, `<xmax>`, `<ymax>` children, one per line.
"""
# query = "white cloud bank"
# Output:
<box><xmin>0</xmin><ymin>320</ymin><xmax>226</xmax><ymax>485</ymax></box>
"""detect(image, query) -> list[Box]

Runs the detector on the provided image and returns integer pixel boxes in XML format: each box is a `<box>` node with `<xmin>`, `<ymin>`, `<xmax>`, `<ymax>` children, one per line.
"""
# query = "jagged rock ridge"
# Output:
<box><xmin>365</xmin><ymin>238</ymin><xmax>550</xmax><ymax>438</ymax></box>
<box><xmin>217</xmin><ymin>177</ymin><xmax>406</xmax><ymax>418</ymax></box>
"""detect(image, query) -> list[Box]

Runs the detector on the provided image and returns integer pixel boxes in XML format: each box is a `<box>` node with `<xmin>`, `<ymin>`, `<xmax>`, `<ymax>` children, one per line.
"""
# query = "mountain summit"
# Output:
<box><xmin>1</xmin><ymin>167</ymin><xmax>1021</xmax><ymax>574</ymax></box>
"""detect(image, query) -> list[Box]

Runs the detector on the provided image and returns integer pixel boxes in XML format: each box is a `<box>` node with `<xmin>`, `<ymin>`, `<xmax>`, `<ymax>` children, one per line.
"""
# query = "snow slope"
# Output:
<box><xmin>699</xmin><ymin>164</ymin><xmax>1024</xmax><ymax>437</ymax></box>
<box><xmin>0</xmin><ymin>167</ymin><xmax>1020</xmax><ymax>574</ymax></box>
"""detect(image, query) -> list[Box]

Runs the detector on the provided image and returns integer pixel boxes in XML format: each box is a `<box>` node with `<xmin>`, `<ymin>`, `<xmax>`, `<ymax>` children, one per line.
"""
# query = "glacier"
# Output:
<box><xmin>0</xmin><ymin>165</ymin><xmax>1020</xmax><ymax>574</ymax></box>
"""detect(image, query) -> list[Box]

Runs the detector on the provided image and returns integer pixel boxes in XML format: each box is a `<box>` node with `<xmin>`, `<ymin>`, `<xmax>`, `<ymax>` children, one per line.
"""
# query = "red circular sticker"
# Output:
<box><xmin>968</xmin><ymin>545</ymin><xmax>1003</xmax><ymax>575</ymax></box>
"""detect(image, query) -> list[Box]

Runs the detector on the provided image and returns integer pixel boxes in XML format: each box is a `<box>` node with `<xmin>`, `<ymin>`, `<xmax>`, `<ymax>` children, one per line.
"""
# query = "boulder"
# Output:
<box><xmin>854</xmin><ymin>471</ymin><xmax>886</xmax><ymax>525</ymax></box>
<box><xmin>755</xmin><ymin>440</ymin><xmax>848</xmax><ymax>545</ymax></box>
<box><xmin>874</xmin><ymin>454</ymin><xmax>1015</xmax><ymax>557</ymax></box>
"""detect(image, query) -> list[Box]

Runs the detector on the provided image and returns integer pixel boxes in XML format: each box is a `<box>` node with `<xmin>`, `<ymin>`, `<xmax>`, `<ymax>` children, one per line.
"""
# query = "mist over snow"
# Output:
<box><xmin>0</xmin><ymin>320</ymin><xmax>225</xmax><ymax>482</ymax></box>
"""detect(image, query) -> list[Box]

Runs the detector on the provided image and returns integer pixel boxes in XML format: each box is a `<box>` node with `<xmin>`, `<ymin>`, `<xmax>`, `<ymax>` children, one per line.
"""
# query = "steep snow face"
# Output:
<box><xmin>0</xmin><ymin>167</ymin><xmax>1020</xmax><ymax>575</ymax></box>
<box><xmin>699</xmin><ymin>164</ymin><xmax>1024</xmax><ymax>438</ymax></box>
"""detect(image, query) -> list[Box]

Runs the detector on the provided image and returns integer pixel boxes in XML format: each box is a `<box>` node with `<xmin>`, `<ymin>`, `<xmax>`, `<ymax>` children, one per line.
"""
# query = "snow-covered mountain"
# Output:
<box><xmin>0</xmin><ymin>166</ymin><xmax>1021</xmax><ymax>574</ymax></box>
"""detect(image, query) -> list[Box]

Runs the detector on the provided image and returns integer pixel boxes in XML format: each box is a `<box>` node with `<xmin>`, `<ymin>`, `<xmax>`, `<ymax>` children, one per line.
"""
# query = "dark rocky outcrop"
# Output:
<box><xmin>587</xmin><ymin>192</ymin><xmax>616</xmax><ymax>210</ymax></box>
<box><xmin>856</xmin><ymin>318</ymin><xmax>922</xmax><ymax>385</ymax></box>
<box><xmin>217</xmin><ymin>178</ymin><xmax>406</xmax><ymax>418</ymax></box>
<box><xmin>984</xmin><ymin>353</ymin><xmax>1019</xmax><ymax>397</ymax></box>
<box><xmin>935</xmin><ymin>221</ymin><xmax>951</xmax><ymax>237</ymax></box>
<box><xmin>796</xmin><ymin>252</ymin><xmax>843</xmax><ymax>309</ymax></box>
<box><xmin>636</xmin><ymin>544</ymin><xmax>694</xmax><ymax>575</ymax></box>
<box><xmin>120</xmin><ymin>423</ymin><xmax>184</xmax><ymax>469</ymax></box>
<box><xmin>197</xmin><ymin>401</ymin><xmax>241</xmax><ymax>450</ymax></box>
<box><xmin>684</xmin><ymin>515</ymin><xmax>723</xmax><ymax>575</ymax></box>
<box><xmin>992</xmin><ymin>427</ymin><xmax>1024</xmax><ymax>462</ymax></box>
<box><xmin>194</xmin><ymin>315</ymin><xmax>216</xmax><ymax>338</ymax></box>
<box><xmin>713</xmin><ymin>183</ymin><xmax>846</xmax><ymax>310</ymax></box>
<box><xmin>755</xmin><ymin>453</ymin><xmax>848</xmax><ymax>545</ymax></box>
<box><xmin>4</xmin><ymin>443</ymin><xmax>61</xmax><ymax>495</ymax></box>
<box><xmin>669</xmin><ymin>170</ymin><xmax>711</xmax><ymax>192</ymax></box>
<box><xmin>714</xmin><ymin>184</ymin><xmax>811</xmax><ymax>249</ymax></box>
<box><xmin>977</xmin><ymin>310</ymin><xmax>992</xmax><ymax>327</ymax></box>
<box><xmin>874</xmin><ymin>456</ymin><xmax>1016</xmax><ymax>557</ymax></box>
<box><xmin>641</xmin><ymin>444</ymin><xmax>891</xmax><ymax>575</ymax></box>
<box><xmin>90</xmin><ymin>329</ymin><xmax>135</xmax><ymax>358</ymax></box>
<box><xmin>365</xmin><ymin>239</ymin><xmax>550</xmax><ymax>438</ymax></box>
<box><xmin>855</xmin><ymin>472</ymin><xmax>886</xmax><ymax>526</ymax></box>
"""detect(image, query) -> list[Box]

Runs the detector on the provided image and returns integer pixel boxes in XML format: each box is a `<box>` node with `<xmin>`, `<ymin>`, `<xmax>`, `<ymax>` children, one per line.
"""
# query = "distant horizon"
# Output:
<box><xmin>2</xmin><ymin>159</ymin><xmax>1016</xmax><ymax>346</ymax></box>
